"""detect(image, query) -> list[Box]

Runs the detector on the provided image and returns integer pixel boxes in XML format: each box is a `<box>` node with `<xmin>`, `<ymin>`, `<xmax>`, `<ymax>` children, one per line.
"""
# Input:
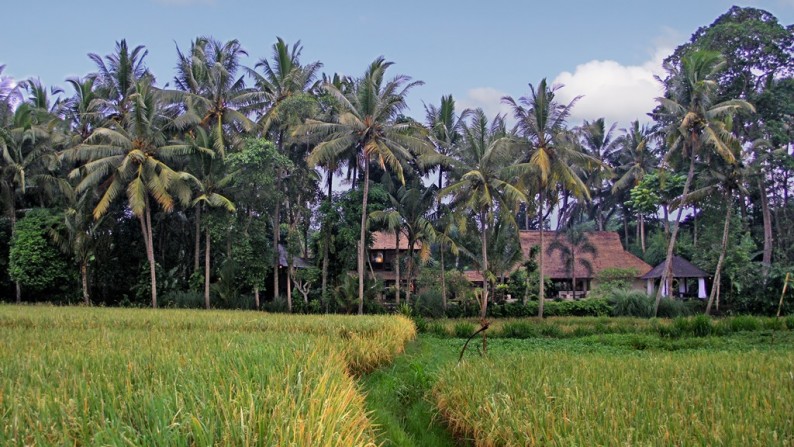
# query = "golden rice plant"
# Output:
<box><xmin>0</xmin><ymin>305</ymin><xmax>415</xmax><ymax>446</ymax></box>
<box><xmin>434</xmin><ymin>350</ymin><xmax>794</xmax><ymax>446</ymax></box>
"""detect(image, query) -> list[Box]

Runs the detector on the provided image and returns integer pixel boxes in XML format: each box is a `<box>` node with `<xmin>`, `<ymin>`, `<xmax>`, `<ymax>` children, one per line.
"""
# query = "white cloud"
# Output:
<box><xmin>457</xmin><ymin>87</ymin><xmax>514</xmax><ymax>121</ymax></box>
<box><xmin>552</xmin><ymin>46</ymin><xmax>672</xmax><ymax>127</ymax></box>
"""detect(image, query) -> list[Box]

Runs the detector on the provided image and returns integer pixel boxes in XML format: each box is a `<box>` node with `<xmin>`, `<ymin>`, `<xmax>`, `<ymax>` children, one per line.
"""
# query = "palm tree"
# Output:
<box><xmin>247</xmin><ymin>37</ymin><xmax>321</xmax><ymax>301</ymax></box>
<box><xmin>88</xmin><ymin>39</ymin><xmax>150</xmax><ymax>122</ymax></box>
<box><xmin>547</xmin><ymin>225</ymin><xmax>598</xmax><ymax>297</ymax></box>
<box><xmin>503</xmin><ymin>79</ymin><xmax>594</xmax><ymax>317</ymax></box>
<box><xmin>653</xmin><ymin>50</ymin><xmax>754</xmax><ymax>315</ymax></box>
<box><xmin>0</xmin><ymin>102</ymin><xmax>69</xmax><ymax>302</ymax></box>
<box><xmin>575</xmin><ymin>118</ymin><xmax>618</xmax><ymax>230</ymax></box>
<box><xmin>184</xmin><ymin>127</ymin><xmax>235</xmax><ymax>309</ymax></box>
<box><xmin>63</xmin><ymin>78</ymin><xmax>195</xmax><ymax>308</ymax></box>
<box><xmin>612</xmin><ymin>120</ymin><xmax>658</xmax><ymax>252</ymax></box>
<box><xmin>175</xmin><ymin>37</ymin><xmax>256</xmax><ymax>158</ymax></box>
<box><xmin>441</xmin><ymin>109</ymin><xmax>526</xmax><ymax>318</ymax></box>
<box><xmin>303</xmin><ymin>57</ymin><xmax>431</xmax><ymax>314</ymax></box>
<box><xmin>424</xmin><ymin>95</ymin><xmax>470</xmax><ymax>189</ymax></box>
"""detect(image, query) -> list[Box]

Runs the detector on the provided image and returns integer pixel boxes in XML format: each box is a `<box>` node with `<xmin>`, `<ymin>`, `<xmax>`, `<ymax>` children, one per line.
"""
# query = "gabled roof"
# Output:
<box><xmin>370</xmin><ymin>231</ymin><xmax>421</xmax><ymax>251</ymax></box>
<box><xmin>518</xmin><ymin>231</ymin><xmax>652</xmax><ymax>279</ymax></box>
<box><xmin>277</xmin><ymin>244</ymin><xmax>312</xmax><ymax>269</ymax></box>
<box><xmin>640</xmin><ymin>255</ymin><xmax>709</xmax><ymax>279</ymax></box>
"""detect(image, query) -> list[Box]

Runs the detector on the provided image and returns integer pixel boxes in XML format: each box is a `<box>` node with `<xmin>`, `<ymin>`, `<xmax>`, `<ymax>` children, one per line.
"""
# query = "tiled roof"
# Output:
<box><xmin>640</xmin><ymin>255</ymin><xmax>709</xmax><ymax>279</ymax></box>
<box><xmin>518</xmin><ymin>231</ymin><xmax>652</xmax><ymax>279</ymax></box>
<box><xmin>370</xmin><ymin>231</ymin><xmax>421</xmax><ymax>251</ymax></box>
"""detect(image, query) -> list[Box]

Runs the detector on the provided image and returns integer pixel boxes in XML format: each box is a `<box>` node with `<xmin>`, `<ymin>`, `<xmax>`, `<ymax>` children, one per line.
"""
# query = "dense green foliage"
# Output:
<box><xmin>0</xmin><ymin>6</ymin><xmax>792</xmax><ymax>317</ymax></box>
<box><xmin>8</xmin><ymin>209</ymin><xmax>72</xmax><ymax>297</ymax></box>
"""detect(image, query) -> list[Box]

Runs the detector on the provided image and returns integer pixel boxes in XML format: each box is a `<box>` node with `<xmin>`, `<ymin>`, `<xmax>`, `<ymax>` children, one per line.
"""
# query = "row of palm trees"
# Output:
<box><xmin>1</xmin><ymin>36</ymin><xmax>754</xmax><ymax>317</ymax></box>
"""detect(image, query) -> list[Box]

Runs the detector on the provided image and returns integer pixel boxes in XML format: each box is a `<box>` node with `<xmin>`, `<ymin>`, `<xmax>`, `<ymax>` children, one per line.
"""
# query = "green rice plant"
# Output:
<box><xmin>434</xmin><ymin>350</ymin><xmax>794</xmax><ymax>446</ymax></box>
<box><xmin>728</xmin><ymin>315</ymin><xmax>762</xmax><ymax>332</ymax></box>
<box><xmin>0</xmin><ymin>305</ymin><xmax>416</xmax><ymax>445</ymax></box>
<box><xmin>453</xmin><ymin>322</ymin><xmax>477</xmax><ymax>338</ymax></box>
<box><xmin>499</xmin><ymin>321</ymin><xmax>538</xmax><ymax>338</ymax></box>
<box><xmin>608</xmin><ymin>290</ymin><xmax>654</xmax><ymax>317</ymax></box>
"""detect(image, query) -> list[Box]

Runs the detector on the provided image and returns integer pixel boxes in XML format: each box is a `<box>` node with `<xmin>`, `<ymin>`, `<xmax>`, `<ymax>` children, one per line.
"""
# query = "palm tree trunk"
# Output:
<box><xmin>194</xmin><ymin>205</ymin><xmax>201</xmax><ymax>273</ymax></box>
<box><xmin>538</xmin><ymin>189</ymin><xmax>545</xmax><ymax>317</ymax></box>
<box><xmin>640</xmin><ymin>214</ymin><xmax>646</xmax><ymax>255</ymax></box>
<box><xmin>254</xmin><ymin>285</ymin><xmax>260</xmax><ymax>310</ymax></box>
<box><xmin>623</xmin><ymin>212</ymin><xmax>629</xmax><ymax>248</ymax></box>
<box><xmin>144</xmin><ymin>204</ymin><xmax>157</xmax><ymax>309</ymax></box>
<box><xmin>273</xmin><ymin>174</ymin><xmax>281</xmax><ymax>300</ymax></box>
<box><xmin>395</xmin><ymin>230</ymin><xmax>401</xmax><ymax>305</ymax></box>
<box><xmin>706</xmin><ymin>202</ymin><xmax>732</xmax><ymax>315</ymax></box>
<box><xmin>204</xmin><ymin>228</ymin><xmax>211</xmax><ymax>309</ymax></box>
<box><xmin>440</xmin><ymin>240</ymin><xmax>447</xmax><ymax>311</ymax></box>
<box><xmin>321</xmin><ymin>171</ymin><xmax>332</xmax><ymax>305</ymax></box>
<box><xmin>358</xmin><ymin>158</ymin><xmax>370</xmax><ymax>315</ymax></box>
<box><xmin>571</xmin><ymin>248</ymin><xmax>577</xmax><ymax>299</ymax></box>
<box><xmin>759</xmin><ymin>176</ymin><xmax>773</xmax><ymax>279</ymax></box>
<box><xmin>81</xmin><ymin>260</ymin><xmax>90</xmax><ymax>305</ymax></box>
<box><xmin>655</xmin><ymin>156</ymin><xmax>696</xmax><ymax>315</ymax></box>
<box><xmin>406</xmin><ymin>239</ymin><xmax>415</xmax><ymax>305</ymax></box>
<box><xmin>480</xmin><ymin>210</ymin><xmax>489</xmax><ymax>319</ymax></box>
<box><xmin>287</xmin><ymin>261</ymin><xmax>293</xmax><ymax>313</ymax></box>
<box><xmin>10</xmin><ymin>205</ymin><xmax>20</xmax><ymax>304</ymax></box>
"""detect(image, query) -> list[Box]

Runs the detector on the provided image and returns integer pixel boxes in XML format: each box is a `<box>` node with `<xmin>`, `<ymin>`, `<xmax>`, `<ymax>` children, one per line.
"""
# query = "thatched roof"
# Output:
<box><xmin>640</xmin><ymin>256</ymin><xmax>709</xmax><ymax>279</ymax></box>
<box><xmin>518</xmin><ymin>231</ymin><xmax>652</xmax><ymax>279</ymax></box>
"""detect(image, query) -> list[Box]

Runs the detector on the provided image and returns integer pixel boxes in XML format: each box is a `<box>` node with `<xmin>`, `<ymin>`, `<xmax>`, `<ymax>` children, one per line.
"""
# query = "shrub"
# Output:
<box><xmin>427</xmin><ymin>322</ymin><xmax>449</xmax><ymax>337</ymax></box>
<box><xmin>500</xmin><ymin>321</ymin><xmax>538</xmax><ymax>339</ymax></box>
<box><xmin>453</xmin><ymin>322</ymin><xmax>477</xmax><ymax>338</ymax></box>
<box><xmin>414</xmin><ymin>290</ymin><xmax>445</xmax><ymax>318</ymax></box>
<box><xmin>786</xmin><ymin>316</ymin><xmax>794</xmax><ymax>330</ymax></box>
<box><xmin>728</xmin><ymin>315</ymin><xmax>761</xmax><ymax>332</ymax></box>
<box><xmin>656</xmin><ymin>298</ymin><xmax>689</xmax><ymax>318</ymax></box>
<box><xmin>161</xmin><ymin>290</ymin><xmax>204</xmax><ymax>309</ymax></box>
<box><xmin>608</xmin><ymin>290</ymin><xmax>654</xmax><ymax>317</ymax></box>
<box><xmin>9</xmin><ymin>209</ymin><xmax>73</xmax><ymax>298</ymax></box>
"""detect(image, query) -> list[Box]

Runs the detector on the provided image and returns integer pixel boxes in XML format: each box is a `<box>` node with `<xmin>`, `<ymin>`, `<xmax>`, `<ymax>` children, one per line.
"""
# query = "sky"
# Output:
<box><xmin>1</xmin><ymin>0</ymin><xmax>793</xmax><ymax>129</ymax></box>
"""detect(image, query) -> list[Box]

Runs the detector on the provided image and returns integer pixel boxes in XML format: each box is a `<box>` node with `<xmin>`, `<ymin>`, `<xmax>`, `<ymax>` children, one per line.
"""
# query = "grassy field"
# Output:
<box><xmin>0</xmin><ymin>306</ymin><xmax>415</xmax><ymax>446</ymax></box>
<box><xmin>4</xmin><ymin>306</ymin><xmax>793</xmax><ymax>446</ymax></box>
<box><xmin>432</xmin><ymin>334</ymin><xmax>794</xmax><ymax>446</ymax></box>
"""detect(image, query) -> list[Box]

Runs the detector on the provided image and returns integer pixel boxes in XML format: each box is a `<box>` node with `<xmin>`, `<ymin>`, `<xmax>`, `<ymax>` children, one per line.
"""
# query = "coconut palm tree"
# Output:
<box><xmin>441</xmin><ymin>109</ymin><xmax>526</xmax><ymax>318</ymax></box>
<box><xmin>303</xmin><ymin>57</ymin><xmax>431</xmax><ymax>314</ymax></box>
<box><xmin>0</xmin><ymin>102</ymin><xmax>69</xmax><ymax>302</ymax></box>
<box><xmin>63</xmin><ymin>78</ymin><xmax>195</xmax><ymax>308</ymax></box>
<box><xmin>612</xmin><ymin>120</ymin><xmax>658</xmax><ymax>252</ymax></box>
<box><xmin>88</xmin><ymin>39</ymin><xmax>150</xmax><ymax>122</ymax></box>
<box><xmin>575</xmin><ymin>118</ymin><xmax>618</xmax><ymax>230</ymax></box>
<box><xmin>247</xmin><ymin>37</ymin><xmax>322</xmax><ymax>301</ymax></box>
<box><xmin>503</xmin><ymin>79</ymin><xmax>595</xmax><ymax>317</ymax></box>
<box><xmin>424</xmin><ymin>95</ymin><xmax>470</xmax><ymax>189</ymax></box>
<box><xmin>653</xmin><ymin>50</ymin><xmax>754</xmax><ymax>315</ymax></box>
<box><xmin>547</xmin><ymin>225</ymin><xmax>598</xmax><ymax>297</ymax></box>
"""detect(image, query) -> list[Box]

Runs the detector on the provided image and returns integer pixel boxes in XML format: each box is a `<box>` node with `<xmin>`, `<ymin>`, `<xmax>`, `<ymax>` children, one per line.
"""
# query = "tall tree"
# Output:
<box><xmin>547</xmin><ymin>225</ymin><xmax>598</xmax><ymax>297</ymax></box>
<box><xmin>303</xmin><ymin>57</ymin><xmax>431</xmax><ymax>314</ymax></box>
<box><xmin>63</xmin><ymin>78</ymin><xmax>195</xmax><ymax>308</ymax></box>
<box><xmin>653</xmin><ymin>50</ymin><xmax>754</xmax><ymax>315</ymax></box>
<box><xmin>441</xmin><ymin>109</ymin><xmax>525</xmax><ymax>318</ymax></box>
<box><xmin>503</xmin><ymin>79</ymin><xmax>594</xmax><ymax>317</ymax></box>
<box><xmin>612</xmin><ymin>120</ymin><xmax>658</xmax><ymax>252</ymax></box>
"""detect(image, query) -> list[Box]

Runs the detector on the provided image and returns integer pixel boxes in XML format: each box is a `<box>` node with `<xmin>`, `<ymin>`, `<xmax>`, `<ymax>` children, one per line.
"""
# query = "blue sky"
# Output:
<box><xmin>2</xmin><ymin>0</ymin><xmax>792</xmax><ymax>127</ymax></box>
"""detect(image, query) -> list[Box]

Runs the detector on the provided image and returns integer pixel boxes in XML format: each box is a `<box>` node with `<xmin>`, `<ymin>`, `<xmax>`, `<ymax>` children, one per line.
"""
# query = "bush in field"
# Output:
<box><xmin>9</xmin><ymin>209</ymin><xmax>73</xmax><ymax>299</ymax></box>
<box><xmin>453</xmin><ymin>322</ymin><xmax>476</xmax><ymax>338</ymax></box>
<box><xmin>414</xmin><ymin>289</ymin><xmax>445</xmax><ymax>318</ymax></box>
<box><xmin>608</xmin><ymin>290</ymin><xmax>654</xmax><ymax>317</ymax></box>
<box><xmin>499</xmin><ymin>321</ymin><xmax>538</xmax><ymax>338</ymax></box>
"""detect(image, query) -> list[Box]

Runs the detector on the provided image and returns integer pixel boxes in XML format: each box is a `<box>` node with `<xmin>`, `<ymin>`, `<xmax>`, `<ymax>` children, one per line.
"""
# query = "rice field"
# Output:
<box><xmin>0</xmin><ymin>306</ymin><xmax>416</xmax><ymax>446</ymax></box>
<box><xmin>434</xmin><ymin>348</ymin><xmax>794</xmax><ymax>446</ymax></box>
